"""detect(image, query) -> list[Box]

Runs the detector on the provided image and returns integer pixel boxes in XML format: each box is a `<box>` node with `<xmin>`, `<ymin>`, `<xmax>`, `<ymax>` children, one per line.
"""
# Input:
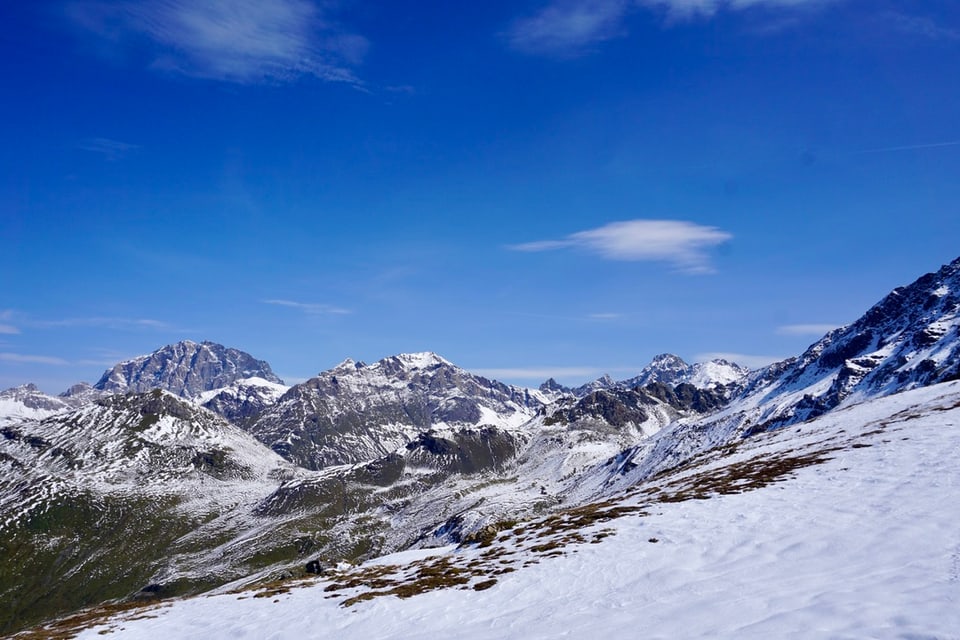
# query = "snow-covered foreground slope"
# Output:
<box><xmin>67</xmin><ymin>381</ymin><xmax>960</xmax><ymax>640</ymax></box>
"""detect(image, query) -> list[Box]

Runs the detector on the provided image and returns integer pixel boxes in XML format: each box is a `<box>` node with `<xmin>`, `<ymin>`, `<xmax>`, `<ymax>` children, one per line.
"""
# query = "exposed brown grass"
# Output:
<box><xmin>12</xmin><ymin>601</ymin><xmax>166</xmax><ymax>640</ymax></box>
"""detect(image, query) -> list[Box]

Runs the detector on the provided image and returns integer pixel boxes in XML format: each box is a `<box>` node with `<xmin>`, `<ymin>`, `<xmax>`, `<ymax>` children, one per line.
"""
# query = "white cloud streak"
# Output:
<box><xmin>0</xmin><ymin>310</ymin><xmax>21</xmax><ymax>335</ymax></box>
<box><xmin>0</xmin><ymin>353</ymin><xmax>71</xmax><ymax>366</ymax></box>
<box><xmin>35</xmin><ymin>317</ymin><xmax>170</xmax><ymax>330</ymax></box>
<box><xmin>507</xmin><ymin>0</ymin><xmax>840</xmax><ymax>55</ymax></box>
<box><xmin>885</xmin><ymin>12</ymin><xmax>960</xmax><ymax>41</ymax></box>
<box><xmin>505</xmin><ymin>0</ymin><xmax>630</xmax><ymax>55</ymax></box>
<box><xmin>510</xmin><ymin>219</ymin><xmax>732</xmax><ymax>274</ymax></box>
<box><xmin>78</xmin><ymin>137</ymin><xmax>139</xmax><ymax>159</ymax></box>
<box><xmin>640</xmin><ymin>0</ymin><xmax>834</xmax><ymax>20</ymax></box>
<box><xmin>473</xmin><ymin>366</ymin><xmax>608</xmax><ymax>381</ymax></box>
<box><xmin>696</xmin><ymin>351</ymin><xmax>783</xmax><ymax>369</ymax></box>
<box><xmin>67</xmin><ymin>0</ymin><xmax>367</xmax><ymax>85</ymax></box>
<box><xmin>855</xmin><ymin>140</ymin><xmax>960</xmax><ymax>155</ymax></box>
<box><xmin>263</xmin><ymin>299</ymin><xmax>352</xmax><ymax>315</ymax></box>
<box><xmin>776</xmin><ymin>323</ymin><xmax>841</xmax><ymax>336</ymax></box>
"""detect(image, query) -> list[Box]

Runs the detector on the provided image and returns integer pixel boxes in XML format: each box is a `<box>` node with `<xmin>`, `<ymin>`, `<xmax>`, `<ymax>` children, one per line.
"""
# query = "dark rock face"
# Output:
<box><xmin>642</xmin><ymin>382</ymin><xmax>726</xmax><ymax>413</ymax></box>
<box><xmin>94</xmin><ymin>340</ymin><xmax>283</xmax><ymax>398</ymax></box>
<box><xmin>404</xmin><ymin>427</ymin><xmax>523</xmax><ymax>475</ymax></box>
<box><xmin>546</xmin><ymin>389</ymin><xmax>655</xmax><ymax>428</ymax></box>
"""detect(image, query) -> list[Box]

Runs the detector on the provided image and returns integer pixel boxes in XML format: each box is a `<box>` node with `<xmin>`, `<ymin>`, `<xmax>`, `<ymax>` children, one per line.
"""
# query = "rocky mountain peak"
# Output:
<box><xmin>93</xmin><ymin>340</ymin><xmax>283</xmax><ymax>398</ymax></box>
<box><xmin>649</xmin><ymin>353</ymin><xmax>688</xmax><ymax>367</ymax></box>
<box><xmin>539</xmin><ymin>378</ymin><xmax>571</xmax><ymax>394</ymax></box>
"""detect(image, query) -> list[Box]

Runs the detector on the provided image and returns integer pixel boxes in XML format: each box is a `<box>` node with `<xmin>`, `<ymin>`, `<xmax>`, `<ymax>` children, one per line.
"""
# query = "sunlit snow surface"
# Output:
<box><xmin>74</xmin><ymin>382</ymin><xmax>960</xmax><ymax>639</ymax></box>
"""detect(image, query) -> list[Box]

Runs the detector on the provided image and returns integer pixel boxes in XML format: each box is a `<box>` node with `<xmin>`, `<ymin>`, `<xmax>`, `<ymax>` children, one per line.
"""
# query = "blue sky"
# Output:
<box><xmin>2</xmin><ymin>0</ymin><xmax>959</xmax><ymax>393</ymax></box>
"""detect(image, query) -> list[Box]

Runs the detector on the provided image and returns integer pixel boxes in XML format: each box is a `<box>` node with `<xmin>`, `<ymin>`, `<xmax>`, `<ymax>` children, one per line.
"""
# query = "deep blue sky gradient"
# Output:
<box><xmin>2</xmin><ymin>0</ymin><xmax>959</xmax><ymax>392</ymax></box>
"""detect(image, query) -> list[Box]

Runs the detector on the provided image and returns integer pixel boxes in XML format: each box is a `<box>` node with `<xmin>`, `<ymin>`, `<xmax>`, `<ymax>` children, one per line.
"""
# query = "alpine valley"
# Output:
<box><xmin>2</xmin><ymin>257</ymin><xmax>959</xmax><ymax>638</ymax></box>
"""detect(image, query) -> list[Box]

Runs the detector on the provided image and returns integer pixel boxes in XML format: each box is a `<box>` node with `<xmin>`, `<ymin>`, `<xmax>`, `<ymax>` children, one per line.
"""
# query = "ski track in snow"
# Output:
<box><xmin>74</xmin><ymin>383</ymin><xmax>960</xmax><ymax>640</ymax></box>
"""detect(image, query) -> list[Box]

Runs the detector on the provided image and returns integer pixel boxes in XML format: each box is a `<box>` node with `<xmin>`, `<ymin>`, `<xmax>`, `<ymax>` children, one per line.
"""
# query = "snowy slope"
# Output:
<box><xmin>65</xmin><ymin>380</ymin><xmax>960</xmax><ymax>640</ymax></box>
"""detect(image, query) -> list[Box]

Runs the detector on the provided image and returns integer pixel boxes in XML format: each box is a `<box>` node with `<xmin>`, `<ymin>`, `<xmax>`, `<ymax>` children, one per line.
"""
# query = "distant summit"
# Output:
<box><xmin>622</xmin><ymin>354</ymin><xmax>749</xmax><ymax>391</ymax></box>
<box><xmin>94</xmin><ymin>340</ymin><xmax>283</xmax><ymax>398</ymax></box>
<box><xmin>542</xmin><ymin>354</ymin><xmax>750</xmax><ymax>400</ymax></box>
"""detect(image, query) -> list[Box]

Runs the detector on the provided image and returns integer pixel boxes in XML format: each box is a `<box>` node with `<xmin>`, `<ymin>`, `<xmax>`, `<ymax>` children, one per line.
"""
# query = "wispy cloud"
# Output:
<box><xmin>262</xmin><ymin>299</ymin><xmax>351</xmax><ymax>315</ymax></box>
<box><xmin>35</xmin><ymin>317</ymin><xmax>170</xmax><ymax>330</ymax></box>
<box><xmin>0</xmin><ymin>352</ymin><xmax>70</xmax><ymax>366</ymax></box>
<box><xmin>588</xmin><ymin>312</ymin><xmax>623</xmax><ymax>320</ymax></box>
<box><xmin>0</xmin><ymin>311</ymin><xmax>19</xmax><ymax>335</ymax></box>
<box><xmin>507</xmin><ymin>0</ymin><xmax>840</xmax><ymax>55</ymax></box>
<box><xmin>884</xmin><ymin>12</ymin><xmax>960</xmax><ymax>41</ymax></box>
<box><xmin>78</xmin><ymin>137</ymin><xmax>139</xmax><ymax>160</ymax></box>
<box><xmin>696</xmin><ymin>351</ymin><xmax>783</xmax><ymax>369</ymax></box>
<box><xmin>510</xmin><ymin>219</ymin><xmax>732</xmax><ymax>274</ymax></box>
<box><xmin>473</xmin><ymin>366</ymin><xmax>609</xmax><ymax>381</ymax></box>
<box><xmin>855</xmin><ymin>140</ymin><xmax>960</xmax><ymax>155</ymax></box>
<box><xmin>67</xmin><ymin>0</ymin><xmax>367</xmax><ymax>85</ymax></box>
<box><xmin>505</xmin><ymin>0</ymin><xmax>630</xmax><ymax>56</ymax></box>
<box><xmin>777</xmin><ymin>323</ymin><xmax>840</xmax><ymax>336</ymax></box>
<box><xmin>640</xmin><ymin>0</ymin><xmax>837</xmax><ymax>21</ymax></box>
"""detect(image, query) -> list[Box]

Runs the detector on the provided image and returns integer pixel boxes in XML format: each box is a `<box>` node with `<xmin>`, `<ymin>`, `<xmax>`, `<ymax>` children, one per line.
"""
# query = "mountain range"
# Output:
<box><xmin>1</xmin><ymin>255</ymin><xmax>958</xmax><ymax>636</ymax></box>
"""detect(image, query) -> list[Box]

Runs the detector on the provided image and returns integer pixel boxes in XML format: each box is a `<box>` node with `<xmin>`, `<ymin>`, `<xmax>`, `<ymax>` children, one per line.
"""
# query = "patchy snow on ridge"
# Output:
<box><xmin>196</xmin><ymin>377</ymin><xmax>289</xmax><ymax>405</ymax></box>
<box><xmin>686</xmin><ymin>359</ymin><xmax>749</xmax><ymax>388</ymax></box>
<box><xmin>390</xmin><ymin>351</ymin><xmax>453</xmax><ymax>369</ymax></box>
<box><xmin>72</xmin><ymin>381</ymin><xmax>960</xmax><ymax>640</ymax></box>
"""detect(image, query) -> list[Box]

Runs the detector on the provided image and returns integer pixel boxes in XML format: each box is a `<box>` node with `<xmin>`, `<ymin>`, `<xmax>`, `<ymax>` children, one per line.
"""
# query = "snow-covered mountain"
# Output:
<box><xmin>4</xmin><ymin>256</ymin><xmax>960</xmax><ymax>639</ymax></box>
<box><xmin>541</xmin><ymin>354</ymin><xmax>750</xmax><ymax>399</ymax></box>
<box><xmin>93</xmin><ymin>340</ymin><xmax>283</xmax><ymax>398</ymax></box>
<box><xmin>247</xmin><ymin>352</ymin><xmax>546</xmax><ymax>470</ymax></box>
<box><xmin>622</xmin><ymin>353</ymin><xmax>749</xmax><ymax>392</ymax></box>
